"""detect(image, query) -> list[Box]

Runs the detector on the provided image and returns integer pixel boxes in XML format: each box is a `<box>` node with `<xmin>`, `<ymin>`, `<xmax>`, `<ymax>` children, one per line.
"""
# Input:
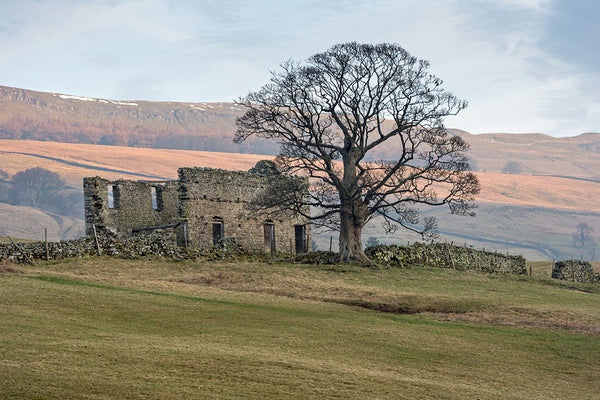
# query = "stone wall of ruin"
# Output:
<box><xmin>177</xmin><ymin>167</ymin><xmax>310</xmax><ymax>253</ymax></box>
<box><xmin>82</xmin><ymin>167</ymin><xmax>311</xmax><ymax>254</ymax></box>
<box><xmin>83</xmin><ymin>177</ymin><xmax>180</xmax><ymax>236</ymax></box>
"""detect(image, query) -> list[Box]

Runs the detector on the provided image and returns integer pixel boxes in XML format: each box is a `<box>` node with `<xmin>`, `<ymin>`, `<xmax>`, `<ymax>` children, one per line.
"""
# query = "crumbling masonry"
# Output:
<box><xmin>83</xmin><ymin>164</ymin><xmax>310</xmax><ymax>254</ymax></box>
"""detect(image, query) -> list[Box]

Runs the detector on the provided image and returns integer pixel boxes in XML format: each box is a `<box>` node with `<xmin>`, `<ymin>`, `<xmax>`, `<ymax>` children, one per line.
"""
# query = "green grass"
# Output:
<box><xmin>1</xmin><ymin>258</ymin><xmax>599</xmax><ymax>399</ymax></box>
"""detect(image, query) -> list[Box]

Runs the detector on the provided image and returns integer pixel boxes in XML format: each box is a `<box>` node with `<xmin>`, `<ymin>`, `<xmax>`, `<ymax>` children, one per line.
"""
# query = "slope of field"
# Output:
<box><xmin>1</xmin><ymin>259</ymin><xmax>599</xmax><ymax>399</ymax></box>
<box><xmin>1</xmin><ymin>139</ymin><xmax>598</xmax><ymax>259</ymax></box>
<box><xmin>456</xmin><ymin>130</ymin><xmax>600</xmax><ymax>178</ymax></box>
<box><xmin>0</xmin><ymin>139</ymin><xmax>265</xmax><ymax>187</ymax></box>
<box><xmin>359</xmin><ymin>203</ymin><xmax>600</xmax><ymax>261</ymax></box>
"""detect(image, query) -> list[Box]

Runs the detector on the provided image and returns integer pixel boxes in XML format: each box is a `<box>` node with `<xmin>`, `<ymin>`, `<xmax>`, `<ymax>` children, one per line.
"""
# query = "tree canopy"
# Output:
<box><xmin>235</xmin><ymin>42</ymin><xmax>480</xmax><ymax>262</ymax></box>
<box><xmin>2</xmin><ymin>167</ymin><xmax>82</xmax><ymax>218</ymax></box>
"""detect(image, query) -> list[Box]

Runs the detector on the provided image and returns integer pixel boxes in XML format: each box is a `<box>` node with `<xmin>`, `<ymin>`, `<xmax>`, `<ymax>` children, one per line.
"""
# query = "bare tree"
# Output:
<box><xmin>574</xmin><ymin>222</ymin><xmax>594</xmax><ymax>247</ymax></box>
<box><xmin>235</xmin><ymin>42</ymin><xmax>480</xmax><ymax>263</ymax></box>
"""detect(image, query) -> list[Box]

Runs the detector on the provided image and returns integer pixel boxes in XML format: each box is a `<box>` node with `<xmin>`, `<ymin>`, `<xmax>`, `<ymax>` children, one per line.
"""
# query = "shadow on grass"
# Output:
<box><xmin>329</xmin><ymin>297</ymin><xmax>484</xmax><ymax>315</ymax></box>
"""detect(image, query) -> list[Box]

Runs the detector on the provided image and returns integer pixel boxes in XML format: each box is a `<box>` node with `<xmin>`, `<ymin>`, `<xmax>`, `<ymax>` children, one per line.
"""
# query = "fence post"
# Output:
<box><xmin>92</xmin><ymin>224</ymin><xmax>102</xmax><ymax>256</ymax></box>
<box><xmin>44</xmin><ymin>228</ymin><xmax>49</xmax><ymax>261</ymax></box>
<box><xmin>446</xmin><ymin>243</ymin><xmax>456</xmax><ymax>269</ymax></box>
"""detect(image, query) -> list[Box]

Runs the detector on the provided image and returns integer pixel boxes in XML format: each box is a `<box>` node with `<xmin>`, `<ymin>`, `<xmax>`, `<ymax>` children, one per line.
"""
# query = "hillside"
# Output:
<box><xmin>0</xmin><ymin>85</ymin><xmax>277</xmax><ymax>155</ymax></box>
<box><xmin>1</xmin><ymin>85</ymin><xmax>599</xmax><ymax>259</ymax></box>
<box><xmin>1</xmin><ymin>140</ymin><xmax>599</xmax><ymax>260</ymax></box>
<box><xmin>454</xmin><ymin>130</ymin><xmax>600</xmax><ymax>178</ymax></box>
<box><xmin>1</xmin><ymin>258</ymin><xmax>599</xmax><ymax>399</ymax></box>
<box><xmin>1</xmin><ymin>85</ymin><xmax>599</xmax><ymax>179</ymax></box>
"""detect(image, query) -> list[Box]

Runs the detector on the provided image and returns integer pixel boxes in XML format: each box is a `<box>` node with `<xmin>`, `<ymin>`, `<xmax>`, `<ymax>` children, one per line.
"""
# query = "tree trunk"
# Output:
<box><xmin>338</xmin><ymin>202</ymin><xmax>370</xmax><ymax>264</ymax></box>
<box><xmin>337</xmin><ymin>148</ymin><xmax>371</xmax><ymax>264</ymax></box>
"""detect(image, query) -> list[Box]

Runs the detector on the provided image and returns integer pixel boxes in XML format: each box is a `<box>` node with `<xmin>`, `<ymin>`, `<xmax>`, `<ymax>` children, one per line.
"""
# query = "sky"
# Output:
<box><xmin>1</xmin><ymin>0</ymin><xmax>599</xmax><ymax>137</ymax></box>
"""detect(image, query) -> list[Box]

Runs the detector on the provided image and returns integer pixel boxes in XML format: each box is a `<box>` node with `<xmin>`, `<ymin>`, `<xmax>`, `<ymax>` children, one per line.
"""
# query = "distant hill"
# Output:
<box><xmin>0</xmin><ymin>85</ymin><xmax>278</xmax><ymax>155</ymax></box>
<box><xmin>1</xmin><ymin>85</ymin><xmax>599</xmax><ymax>259</ymax></box>
<box><xmin>453</xmin><ymin>130</ymin><xmax>600</xmax><ymax>179</ymax></box>
<box><xmin>1</xmin><ymin>85</ymin><xmax>599</xmax><ymax>179</ymax></box>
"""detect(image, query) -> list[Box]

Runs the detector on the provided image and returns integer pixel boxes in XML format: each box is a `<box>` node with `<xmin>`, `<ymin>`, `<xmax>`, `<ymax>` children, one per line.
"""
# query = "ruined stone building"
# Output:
<box><xmin>83</xmin><ymin>163</ymin><xmax>310</xmax><ymax>254</ymax></box>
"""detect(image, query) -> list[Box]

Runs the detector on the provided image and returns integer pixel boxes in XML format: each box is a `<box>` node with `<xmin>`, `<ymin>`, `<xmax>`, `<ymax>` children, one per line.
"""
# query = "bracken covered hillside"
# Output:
<box><xmin>0</xmin><ymin>85</ymin><xmax>278</xmax><ymax>155</ymax></box>
<box><xmin>1</xmin><ymin>85</ymin><xmax>599</xmax><ymax>178</ymax></box>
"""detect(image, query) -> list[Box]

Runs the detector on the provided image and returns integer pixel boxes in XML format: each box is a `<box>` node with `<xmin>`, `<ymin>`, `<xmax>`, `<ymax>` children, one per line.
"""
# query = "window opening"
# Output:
<box><xmin>107</xmin><ymin>185</ymin><xmax>120</xmax><ymax>209</ymax></box>
<box><xmin>212</xmin><ymin>217</ymin><xmax>224</xmax><ymax>246</ymax></box>
<box><xmin>151</xmin><ymin>187</ymin><xmax>164</xmax><ymax>211</ymax></box>
<box><xmin>151</xmin><ymin>187</ymin><xmax>158</xmax><ymax>210</ymax></box>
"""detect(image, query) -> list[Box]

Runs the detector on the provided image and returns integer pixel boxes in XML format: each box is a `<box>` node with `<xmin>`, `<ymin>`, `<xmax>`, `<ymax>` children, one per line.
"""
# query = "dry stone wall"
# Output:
<box><xmin>0</xmin><ymin>231</ymin><xmax>183</xmax><ymax>263</ymax></box>
<box><xmin>1</xmin><ymin>237</ymin><xmax>97</xmax><ymax>263</ymax></box>
<box><xmin>366</xmin><ymin>243</ymin><xmax>527</xmax><ymax>274</ymax></box>
<box><xmin>552</xmin><ymin>260</ymin><xmax>599</xmax><ymax>283</ymax></box>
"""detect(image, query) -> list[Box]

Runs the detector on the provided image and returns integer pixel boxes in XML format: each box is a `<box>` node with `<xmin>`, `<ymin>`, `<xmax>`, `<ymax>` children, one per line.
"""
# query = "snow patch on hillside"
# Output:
<box><xmin>57</xmin><ymin>94</ymin><xmax>96</xmax><ymax>102</ymax></box>
<box><xmin>54</xmin><ymin>94</ymin><xmax>138</xmax><ymax>106</ymax></box>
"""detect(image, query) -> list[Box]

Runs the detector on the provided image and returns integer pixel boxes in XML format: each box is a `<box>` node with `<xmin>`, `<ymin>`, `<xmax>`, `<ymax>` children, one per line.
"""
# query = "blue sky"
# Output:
<box><xmin>1</xmin><ymin>0</ymin><xmax>598</xmax><ymax>136</ymax></box>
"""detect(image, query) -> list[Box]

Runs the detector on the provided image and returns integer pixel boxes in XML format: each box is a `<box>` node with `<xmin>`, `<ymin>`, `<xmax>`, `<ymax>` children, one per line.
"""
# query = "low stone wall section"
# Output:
<box><xmin>366</xmin><ymin>242</ymin><xmax>527</xmax><ymax>275</ymax></box>
<box><xmin>2</xmin><ymin>236</ymin><xmax>526</xmax><ymax>275</ymax></box>
<box><xmin>552</xmin><ymin>260</ymin><xmax>599</xmax><ymax>283</ymax></box>
<box><xmin>0</xmin><ymin>231</ymin><xmax>185</xmax><ymax>264</ymax></box>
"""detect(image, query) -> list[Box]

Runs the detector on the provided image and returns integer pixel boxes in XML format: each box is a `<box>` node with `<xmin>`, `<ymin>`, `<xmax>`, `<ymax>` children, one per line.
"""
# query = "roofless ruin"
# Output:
<box><xmin>83</xmin><ymin>162</ymin><xmax>310</xmax><ymax>254</ymax></box>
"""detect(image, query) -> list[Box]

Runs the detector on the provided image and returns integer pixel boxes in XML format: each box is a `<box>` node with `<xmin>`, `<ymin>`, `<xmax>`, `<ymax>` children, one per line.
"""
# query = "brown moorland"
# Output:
<box><xmin>1</xmin><ymin>85</ymin><xmax>599</xmax><ymax>178</ymax></box>
<box><xmin>2</xmin><ymin>139</ymin><xmax>598</xmax><ymax>213</ymax></box>
<box><xmin>1</xmin><ymin>139</ymin><xmax>598</xmax><ymax>259</ymax></box>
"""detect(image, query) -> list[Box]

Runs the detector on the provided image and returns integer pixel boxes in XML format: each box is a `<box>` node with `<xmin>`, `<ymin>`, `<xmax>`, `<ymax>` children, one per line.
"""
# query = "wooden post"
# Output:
<box><xmin>446</xmin><ymin>243</ymin><xmax>456</xmax><ymax>269</ymax></box>
<box><xmin>44</xmin><ymin>228</ymin><xmax>49</xmax><ymax>261</ymax></box>
<box><xmin>92</xmin><ymin>224</ymin><xmax>102</xmax><ymax>256</ymax></box>
<box><xmin>329</xmin><ymin>236</ymin><xmax>333</xmax><ymax>253</ymax></box>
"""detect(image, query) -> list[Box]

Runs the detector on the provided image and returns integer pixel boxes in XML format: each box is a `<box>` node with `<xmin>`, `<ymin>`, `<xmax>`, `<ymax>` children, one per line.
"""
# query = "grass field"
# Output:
<box><xmin>1</xmin><ymin>258</ymin><xmax>599</xmax><ymax>399</ymax></box>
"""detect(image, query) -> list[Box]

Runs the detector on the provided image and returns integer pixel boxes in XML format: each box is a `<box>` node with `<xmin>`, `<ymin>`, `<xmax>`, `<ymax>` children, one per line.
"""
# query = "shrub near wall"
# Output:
<box><xmin>366</xmin><ymin>243</ymin><xmax>527</xmax><ymax>275</ymax></box>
